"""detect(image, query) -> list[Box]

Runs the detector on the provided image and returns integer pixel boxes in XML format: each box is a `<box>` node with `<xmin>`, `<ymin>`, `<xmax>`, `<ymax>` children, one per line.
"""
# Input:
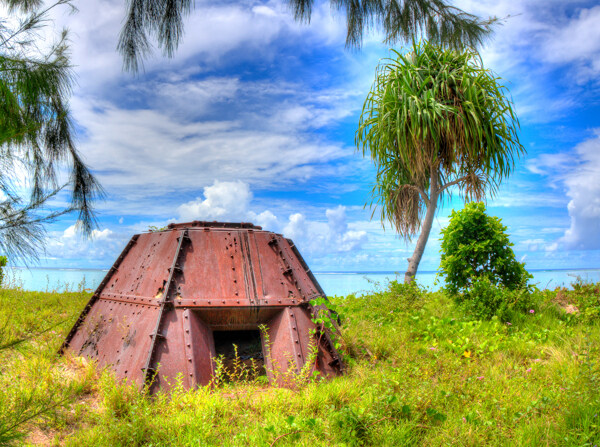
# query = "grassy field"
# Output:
<box><xmin>0</xmin><ymin>279</ymin><xmax>599</xmax><ymax>446</ymax></box>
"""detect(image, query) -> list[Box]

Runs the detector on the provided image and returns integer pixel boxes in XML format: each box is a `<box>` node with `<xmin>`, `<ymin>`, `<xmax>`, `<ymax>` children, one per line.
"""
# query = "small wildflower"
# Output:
<box><xmin>506</xmin><ymin>322</ymin><xmax>512</xmax><ymax>326</ymax></box>
<box><xmin>462</xmin><ymin>417</ymin><xmax>466</xmax><ymax>423</ymax></box>
<box><xmin>429</xmin><ymin>346</ymin><xmax>437</xmax><ymax>351</ymax></box>
<box><xmin>526</xmin><ymin>368</ymin><xmax>532</xmax><ymax>373</ymax></box>
<box><xmin>529</xmin><ymin>309</ymin><xmax>535</xmax><ymax>314</ymax></box>
<box><xmin>533</xmin><ymin>358</ymin><xmax>541</xmax><ymax>363</ymax></box>
<box><xmin>477</xmin><ymin>376</ymin><xmax>484</xmax><ymax>380</ymax></box>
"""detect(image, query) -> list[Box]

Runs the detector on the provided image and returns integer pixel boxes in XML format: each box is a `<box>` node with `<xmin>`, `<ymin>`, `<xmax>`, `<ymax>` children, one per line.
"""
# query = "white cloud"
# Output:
<box><xmin>528</xmin><ymin>130</ymin><xmax>600</xmax><ymax>250</ymax></box>
<box><xmin>176</xmin><ymin>180</ymin><xmax>367</xmax><ymax>255</ymax></box>
<box><xmin>73</xmin><ymin>97</ymin><xmax>352</xmax><ymax>207</ymax></box>
<box><xmin>454</xmin><ymin>0</ymin><xmax>600</xmax><ymax>121</ymax></box>
<box><xmin>560</xmin><ymin>132</ymin><xmax>600</xmax><ymax>249</ymax></box>
<box><xmin>177</xmin><ymin>181</ymin><xmax>252</xmax><ymax>222</ymax></box>
<box><xmin>45</xmin><ymin>222</ymin><xmax>126</xmax><ymax>266</ymax></box>
<box><xmin>91</xmin><ymin>228</ymin><xmax>113</xmax><ymax>240</ymax></box>
<box><xmin>541</xmin><ymin>5</ymin><xmax>600</xmax><ymax>82</ymax></box>
<box><xmin>326</xmin><ymin>206</ymin><xmax>367</xmax><ymax>251</ymax></box>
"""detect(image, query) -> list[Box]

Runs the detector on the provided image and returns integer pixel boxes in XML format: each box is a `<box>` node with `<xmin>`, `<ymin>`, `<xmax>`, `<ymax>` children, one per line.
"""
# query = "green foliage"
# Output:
<box><xmin>440</xmin><ymin>202</ymin><xmax>531</xmax><ymax>295</ymax></box>
<box><xmin>386</xmin><ymin>279</ymin><xmax>423</xmax><ymax>310</ymax></box>
<box><xmin>147</xmin><ymin>225</ymin><xmax>168</xmax><ymax>232</ymax></box>
<box><xmin>568</xmin><ymin>280</ymin><xmax>600</xmax><ymax>322</ymax></box>
<box><xmin>0</xmin><ymin>256</ymin><xmax>6</xmax><ymax>286</ymax></box>
<box><xmin>455</xmin><ymin>276</ymin><xmax>534</xmax><ymax>321</ymax></box>
<box><xmin>356</xmin><ymin>42</ymin><xmax>524</xmax><ymax>282</ymax></box>
<box><xmin>357</xmin><ymin>42</ymin><xmax>524</xmax><ymax>239</ymax></box>
<box><xmin>117</xmin><ymin>0</ymin><xmax>496</xmax><ymax>73</ymax></box>
<box><xmin>0</xmin><ymin>0</ymin><xmax>103</xmax><ymax>260</ymax></box>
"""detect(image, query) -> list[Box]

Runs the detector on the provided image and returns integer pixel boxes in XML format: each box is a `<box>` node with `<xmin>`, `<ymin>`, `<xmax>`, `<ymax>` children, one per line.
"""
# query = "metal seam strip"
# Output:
<box><xmin>142</xmin><ymin>229</ymin><xmax>189</xmax><ymax>386</ymax></box>
<box><xmin>286</xmin><ymin>238</ymin><xmax>325</xmax><ymax>298</ymax></box>
<box><xmin>241</xmin><ymin>231</ymin><xmax>258</xmax><ymax>303</ymax></box>
<box><xmin>239</xmin><ymin>230</ymin><xmax>251</xmax><ymax>302</ymax></box>
<box><xmin>287</xmin><ymin>308</ymin><xmax>303</xmax><ymax>372</ymax></box>
<box><xmin>182</xmin><ymin>309</ymin><xmax>195</xmax><ymax>384</ymax></box>
<box><xmin>252</xmin><ymin>232</ymin><xmax>266</xmax><ymax>297</ymax></box>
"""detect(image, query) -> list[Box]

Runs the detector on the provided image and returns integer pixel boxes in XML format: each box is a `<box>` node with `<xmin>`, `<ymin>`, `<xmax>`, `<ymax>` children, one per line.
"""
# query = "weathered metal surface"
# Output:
<box><xmin>63</xmin><ymin>222</ymin><xmax>343</xmax><ymax>392</ymax></box>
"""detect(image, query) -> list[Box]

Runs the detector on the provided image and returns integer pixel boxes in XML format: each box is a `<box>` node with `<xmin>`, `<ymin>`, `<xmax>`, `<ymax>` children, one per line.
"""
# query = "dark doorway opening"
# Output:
<box><xmin>213</xmin><ymin>330</ymin><xmax>266</xmax><ymax>381</ymax></box>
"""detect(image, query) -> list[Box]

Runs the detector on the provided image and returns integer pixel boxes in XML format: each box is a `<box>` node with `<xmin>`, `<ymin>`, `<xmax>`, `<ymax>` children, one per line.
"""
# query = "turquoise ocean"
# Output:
<box><xmin>5</xmin><ymin>267</ymin><xmax>600</xmax><ymax>297</ymax></box>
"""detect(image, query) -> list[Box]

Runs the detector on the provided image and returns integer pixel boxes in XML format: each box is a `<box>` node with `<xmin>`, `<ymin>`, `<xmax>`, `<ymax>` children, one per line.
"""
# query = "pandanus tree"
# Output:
<box><xmin>356</xmin><ymin>41</ymin><xmax>525</xmax><ymax>283</ymax></box>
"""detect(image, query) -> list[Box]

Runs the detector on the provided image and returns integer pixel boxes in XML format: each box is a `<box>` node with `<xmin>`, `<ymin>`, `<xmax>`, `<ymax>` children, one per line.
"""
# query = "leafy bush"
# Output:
<box><xmin>440</xmin><ymin>202</ymin><xmax>531</xmax><ymax>319</ymax></box>
<box><xmin>440</xmin><ymin>202</ymin><xmax>530</xmax><ymax>295</ymax></box>
<box><xmin>387</xmin><ymin>279</ymin><xmax>424</xmax><ymax>310</ymax></box>
<box><xmin>569</xmin><ymin>280</ymin><xmax>600</xmax><ymax>322</ymax></box>
<box><xmin>0</xmin><ymin>256</ymin><xmax>6</xmax><ymax>287</ymax></box>
<box><xmin>455</xmin><ymin>276</ymin><xmax>534</xmax><ymax>321</ymax></box>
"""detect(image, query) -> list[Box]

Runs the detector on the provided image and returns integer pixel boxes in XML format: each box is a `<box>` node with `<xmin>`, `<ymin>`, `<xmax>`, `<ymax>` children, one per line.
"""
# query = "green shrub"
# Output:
<box><xmin>440</xmin><ymin>202</ymin><xmax>531</xmax><ymax>294</ymax></box>
<box><xmin>0</xmin><ymin>256</ymin><xmax>6</xmax><ymax>287</ymax></box>
<box><xmin>440</xmin><ymin>202</ymin><xmax>532</xmax><ymax>319</ymax></box>
<box><xmin>569</xmin><ymin>279</ymin><xmax>600</xmax><ymax>322</ymax></box>
<box><xmin>387</xmin><ymin>279</ymin><xmax>424</xmax><ymax>310</ymax></box>
<box><xmin>455</xmin><ymin>276</ymin><xmax>534</xmax><ymax>321</ymax></box>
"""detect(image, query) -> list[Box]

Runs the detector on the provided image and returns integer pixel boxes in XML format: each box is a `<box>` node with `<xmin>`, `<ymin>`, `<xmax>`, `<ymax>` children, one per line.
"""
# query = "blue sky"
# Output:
<box><xmin>35</xmin><ymin>0</ymin><xmax>600</xmax><ymax>273</ymax></box>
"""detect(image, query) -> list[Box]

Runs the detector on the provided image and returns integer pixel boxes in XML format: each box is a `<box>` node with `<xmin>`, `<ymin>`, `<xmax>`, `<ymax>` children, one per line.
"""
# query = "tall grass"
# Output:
<box><xmin>0</xmin><ymin>279</ymin><xmax>598</xmax><ymax>446</ymax></box>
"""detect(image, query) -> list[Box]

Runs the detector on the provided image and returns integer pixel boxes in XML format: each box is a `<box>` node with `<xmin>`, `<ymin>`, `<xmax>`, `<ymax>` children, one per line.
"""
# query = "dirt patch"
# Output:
<box><xmin>553</xmin><ymin>289</ymin><xmax>579</xmax><ymax>314</ymax></box>
<box><xmin>26</xmin><ymin>427</ymin><xmax>58</xmax><ymax>446</ymax></box>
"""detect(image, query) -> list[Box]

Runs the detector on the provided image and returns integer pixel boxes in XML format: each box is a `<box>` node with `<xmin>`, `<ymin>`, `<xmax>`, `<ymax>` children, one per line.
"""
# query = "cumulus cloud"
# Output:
<box><xmin>528</xmin><ymin>130</ymin><xmax>600</xmax><ymax>250</ymax></box>
<box><xmin>560</xmin><ymin>132</ymin><xmax>600</xmax><ymax>249</ymax></box>
<box><xmin>541</xmin><ymin>5</ymin><xmax>600</xmax><ymax>82</ymax></box>
<box><xmin>178</xmin><ymin>181</ymin><xmax>253</xmax><ymax>222</ymax></box>
<box><xmin>45</xmin><ymin>222</ymin><xmax>126</xmax><ymax>267</ymax></box>
<box><xmin>176</xmin><ymin>180</ymin><xmax>367</xmax><ymax>255</ymax></box>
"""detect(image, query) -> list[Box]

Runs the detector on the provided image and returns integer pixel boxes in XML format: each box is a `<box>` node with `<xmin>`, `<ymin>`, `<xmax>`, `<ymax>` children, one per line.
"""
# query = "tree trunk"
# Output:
<box><xmin>404</xmin><ymin>173</ymin><xmax>439</xmax><ymax>283</ymax></box>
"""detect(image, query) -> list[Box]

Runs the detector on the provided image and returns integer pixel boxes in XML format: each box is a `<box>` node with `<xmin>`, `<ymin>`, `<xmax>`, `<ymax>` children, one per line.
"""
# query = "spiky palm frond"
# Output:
<box><xmin>116</xmin><ymin>0</ymin><xmax>496</xmax><ymax>73</ymax></box>
<box><xmin>0</xmin><ymin>0</ymin><xmax>103</xmax><ymax>261</ymax></box>
<box><xmin>356</xmin><ymin>41</ymin><xmax>524</xmax><ymax>240</ymax></box>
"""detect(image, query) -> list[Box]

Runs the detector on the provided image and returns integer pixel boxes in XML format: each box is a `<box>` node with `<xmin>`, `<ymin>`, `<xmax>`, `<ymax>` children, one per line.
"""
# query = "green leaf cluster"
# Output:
<box><xmin>0</xmin><ymin>256</ymin><xmax>6</xmax><ymax>287</ymax></box>
<box><xmin>0</xmin><ymin>0</ymin><xmax>103</xmax><ymax>260</ymax></box>
<box><xmin>439</xmin><ymin>202</ymin><xmax>532</xmax><ymax>319</ymax></box>
<box><xmin>357</xmin><ymin>41</ymin><xmax>524</xmax><ymax>239</ymax></box>
<box><xmin>440</xmin><ymin>202</ymin><xmax>530</xmax><ymax>294</ymax></box>
<box><xmin>117</xmin><ymin>0</ymin><xmax>497</xmax><ymax>73</ymax></box>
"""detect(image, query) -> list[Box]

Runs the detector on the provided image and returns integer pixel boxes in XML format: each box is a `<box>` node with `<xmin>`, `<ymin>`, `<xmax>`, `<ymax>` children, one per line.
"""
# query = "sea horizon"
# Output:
<box><xmin>5</xmin><ymin>266</ymin><xmax>600</xmax><ymax>296</ymax></box>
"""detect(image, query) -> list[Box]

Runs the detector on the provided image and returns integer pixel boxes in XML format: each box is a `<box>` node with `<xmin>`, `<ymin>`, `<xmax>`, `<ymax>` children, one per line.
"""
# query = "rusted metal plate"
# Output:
<box><xmin>62</xmin><ymin>222</ymin><xmax>343</xmax><ymax>392</ymax></box>
<box><xmin>102</xmin><ymin>231</ymin><xmax>180</xmax><ymax>301</ymax></box>
<box><xmin>66</xmin><ymin>298</ymin><xmax>159</xmax><ymax>385</ymax></box>
<box><xmin>173</xmin><ymin>230</ymin><xmax>251</xmax><ymax>302</ymax></box>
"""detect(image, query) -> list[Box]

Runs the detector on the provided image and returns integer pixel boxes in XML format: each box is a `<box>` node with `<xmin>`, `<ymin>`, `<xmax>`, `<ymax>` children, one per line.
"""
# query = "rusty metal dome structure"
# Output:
<box><xmin>61</xmin><ymin>221</ymin><xmax>343</xmax><ymax>392</ymax></box>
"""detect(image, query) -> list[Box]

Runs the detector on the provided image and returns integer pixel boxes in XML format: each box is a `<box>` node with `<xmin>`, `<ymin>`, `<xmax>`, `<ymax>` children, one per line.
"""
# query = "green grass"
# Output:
<box><xmin>0</xmin><ymin>279</ymin><xmax>599</xmax><ymax>446</ymax></box>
